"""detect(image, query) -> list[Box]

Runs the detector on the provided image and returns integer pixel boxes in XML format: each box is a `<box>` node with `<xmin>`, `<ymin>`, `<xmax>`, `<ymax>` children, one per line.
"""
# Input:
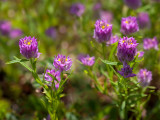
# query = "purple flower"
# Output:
<box><xmin>45</xmin><ymin>27</ymin><xmax>57</xmax><ymax>39</ymax></box>
<box><xmin>93</xmin><ymin>3</ymin><xmax>101</xmax><ymax>11</ymax></box>
<box><xmin>118</xmin><ymin>64</ymin><xmax>136</xmax><ymax>78</ymax></box>
<box><xmin>137</xmin><ymin>69</ymin><xmax>152</xmax><ymax>87</ymax></box>
<box><xmin>136</xmin><ymin>51</ymin><xmax>144</xmax><ymax>58</ymax></box>
<box><xmin>0</xmin><ymin>21</ymin><xmax>11</xmax><ymax>35</ymax></box>
<box><xmin>124</xmin><ymin>0</ymin><xmax>142</xmax><ymax>9</ymax></box>
<box><xmin>45</xmin><ymin>69</ymin><xmax>61</xmax><ymax>88</ymax></box>
<box><xmin>53</xmin><ymin>54</ymin><xmax>72</xmax><ymax>71</ymax></box>
<box><xmin>70</xmin><ymin>3</ymin><xmax>85</xmax><ymax>17</ymax></box>
<box><xmin>106</xmin><ymin>35</ymin><xmax>119</xmax><ymax>45</ymax></box>
<box><xmin>19</xmin><ymin>36</ymin><xmax>40</xmax><ymax>59</ymax></box>
<box><xmin>143</xmin><ymin>37</ymin><xmax>158</xmax><ymax>50</ymax></box>
<box><xmin>100</xmin><ymin>11</ymin><xmax>113</xmax><ymax>23</ymax></box>
<box><xmin>137</xmin><ymin>12</ymin><xmax>150</xmax><ymax>29</ymax></box>
<box><xmin>121</xmin><ymin>16</ymin><xmax>139</xmax><ymax>35</ymax></box>
<box><xmin>79</xmin><ymin>55</ymin><xmax>95</xmax><ymax>66</ymax></box>
<box><xmin>117</xmin><ymin>37</ymin><xmax>138</xmax><ymax>63</ymax></box>
<box><xmin>93</xmin><ymin>20</ymin><xmax>112</xmax><ymax>43</ymax></box>
<box><xmin>9</xmin><ymin>29</ymin><xmax>23</xmax><ymax>39</ymax></box>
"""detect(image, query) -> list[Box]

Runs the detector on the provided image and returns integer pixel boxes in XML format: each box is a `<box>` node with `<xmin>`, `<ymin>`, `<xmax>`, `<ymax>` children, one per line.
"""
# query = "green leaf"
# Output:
<box><xmin>121</xmin><ymin>101</ymin><xmax>126</xmax><ymax>110</ymax></box>
<box><xmin>6</xmin><ymin>58</ymin><xmax>28</xmax><ymax>64</ymax></box>
<box><xmin>100</xmin><ymin>58</ymin><xmax>119</xmax><ymax>65</ymax></box>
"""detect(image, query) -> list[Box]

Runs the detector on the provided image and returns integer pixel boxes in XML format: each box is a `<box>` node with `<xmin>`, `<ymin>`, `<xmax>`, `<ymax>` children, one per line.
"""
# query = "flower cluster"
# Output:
<box><xmin>106</xmin><ymin>35</ymin><xmax>119</xmax><ymax>45</ymax></box>
<box><xmin>121</xmin><ymin>16</ymin><xmax>139</xmax><ymax>35</ymax></box>
<box><xmin>143</xmin><ymin>37</ymin><xmax>159</xmax><ymax>50</ymax></box>
<box><xmin>53</xmin><ymin>54</ymin><xmax>72</xmax><ymax>71</ymax></box>
<box><xmin>19</xmin><ymin>36</ymin><xmax>40</xmax><ymax>59</ymax></box>
<box><xmin>44</xmin><ymin>54</ymin><xmax>72</xmax><ymax>88</ymax></box>
<box><xmin>70</xmin><ymin>3</ymin><xmax>85</xmax><ymax>17</ymax></box>
<box><xmin>137</xmin><ymin>69</ymin><xmax>152</xmax><ymax>87</ymax></box>
<box><xmin>117</xmin><ymin>37</ymin><xmax>138</xmax><ymax>63</ymax></box>
<box><xmin>118</xmin><ymin>64</ymin><xmax>136</xmax><ymax>78</ymax></box>
<box><xmin>0</xmin><ymin>21</ymin><xmax>11</xmax><ymax>35</ymax></box>
<box><xmin>93</xmin><ymin>20</ymin><xmax>112</xmax><ymax>43</ymax></box>
<box><xmin>79</xmin><ymin>55</ymin><xmax>95</xmax><ymax>66</ymax></box>
<box><xmin>137</xmin><ymin>12</ymin><xmax>150</xmax><ymax>29</ymax></box>
<box><xmin>45</xmin><ymin>69</ymin><xmax>61</xmax><ymax>89</ymax></box>
<box><xmin>124</xmin><ymin>0</ymin><xmax>142</xmax><ymax>9</ymax></box>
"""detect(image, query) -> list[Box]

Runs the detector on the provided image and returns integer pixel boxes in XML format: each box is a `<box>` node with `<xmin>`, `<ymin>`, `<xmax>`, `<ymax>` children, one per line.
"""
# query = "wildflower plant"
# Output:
<box><xmin>79</xmin><ymin>16</ymin><xmax>156</xmax><ymax>119</ymax></box>
<box><xmin>7</xmin><ymin>36</ymin><xmax>72</xmax><ymax>120</ymax></box>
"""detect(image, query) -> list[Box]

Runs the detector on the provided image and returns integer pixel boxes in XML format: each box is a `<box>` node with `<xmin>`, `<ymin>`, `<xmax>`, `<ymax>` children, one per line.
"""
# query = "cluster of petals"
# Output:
<box><xmin>143</xmin><ymin>37</ymin><xmax>159</xmax><ymax>50</ymax></box>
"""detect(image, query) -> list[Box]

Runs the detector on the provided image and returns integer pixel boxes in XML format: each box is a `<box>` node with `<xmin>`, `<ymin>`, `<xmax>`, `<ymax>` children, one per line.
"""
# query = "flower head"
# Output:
<box><xmin>0</xmin><ymin>21</ymin><xmax>11</xmax><ymax>35</ymax></box>
<box><xmin>70</xmin><ymin>3</ymin><xmax>85</xmax><ymax>17</ymax></box>
<box><xmin>9</xmin><ymin>29</ymin><xmax>23</xmax><ymax>39</ymax></box>
<box><xmin>106</xmin><ymin>35</ymin><xmax>119</xmax><ymax>45</ymax></box>
<box><xmin>53</xmin><ymin>54</ymin><xmax>72</xmax><ymax>71</ymax></box>
<box><xmin>45</xmin><ymin>27</ymin><xmax>57</xmax><ymax>39</ymax></box>
<box><xmin>19</xmin><ymin>36</ymin><xmax>40</xmax><ymax>59</ymax></box>
<box><xmin>137</xmin><ymin>12</ymin><xmax>150</xmax><ymax>29</ymax></box>
<box><xmin>124</xmin><ymin>0</ymin><xmax>142</xmax><ymax>9</ymax></box>
<box><xmin>143</xmin><ymin>37</ymin><xmax>158</xmax><ymax>50</ymax></box>
<box><xmin>137</xmin><ymin>69</ymin><xmax>152</xmax><ymax>87</ymax></box>
<box><xmin>136</xmin><ymin>51</ymin><xmax>144</xmax><ymax>58</ymax></box>
<box><xmin>79</xmin><ymin>55</ymin><xmax>95</xmax><ymax>66</ymax></box>
<box><xmin>121</xmin><ymin>16</ymin><xmax>139</xmax><ymax>35</ymax></box>
<box><xmin>100</xmin><ymin>11</ymin><xmax>113</xmax><ymax>23</ymax></box>
<box><xmin>93</xmin><ymin>20</ymin><xmax>112</xmax><ymax>43</ymax></box>
<box><xmin>117</xmin><ymin>37</ymin><xmax>138</xmax><ymax>63</ymax></box>
<box><xmin>93</xmin><ymin>3</ymin><xmax>101</xmax><ymax>11</ymax></box>
<box><xmin>118</xmin><ymin>64</ymin><xmax>136</xmax><ymax>78</ymax></box>
<box><xmin>45</xmin><ymin>69</ymin><xmax>61</xmax><ymax>89</ymax></box>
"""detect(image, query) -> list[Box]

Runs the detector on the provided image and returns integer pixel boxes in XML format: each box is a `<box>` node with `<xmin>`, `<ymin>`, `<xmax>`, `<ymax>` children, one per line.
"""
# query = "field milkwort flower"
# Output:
<box><xmin>137</xmin><ymin>69</ymin><xmax>152</xmax><ymax>87</ymax></box>
<box><xmin>143</xmin><ymin>37</ymin><xmax>158</xmax><ymax>50</ymax></box>
<box><xmin>100</xmin><ymin>11</ymin><xmax>113</xmax><ymax>23</ymax></box>
<box><xmin>93</xmin><ymin>20</ymin><xmax>112</xmax><ymax>43</ymax></box>
<box><xmin>19</xmin><ymin>36</ymin><xmax>40</xmax><ymax>59</ymax></box>
<box><xmin>124</xmin><ymin>0</ymin><xmax>142</xmax><ymax>9</ymax></box>
<box><xmin>53</xmin><ymin>54</ymin><xmax>72</xmax><ymax>71</ymax></box>
<box><xmin>121</xmin><ymin>16</ymin><xmax>139</xmax><ymax>35</ymax></box>
<box><xmin>70</xmin><ymin>3</ymin><xmax>85</xmax><ymax>17</ymax></box>
<box><xmin>117</xmin><ymin>37</ymin><xmax>138</xmax><ymax>63</ymax></box>
<box><xmin>79</xmin><ymin>55</ymin><xmax>95</xmax><ymax>66</ymax></box>
<box><xmin>45</xmin><ymin>69</ymin><xmax>61</xmax><ymax>89</ymax></box>
<box><xmin>118</xmin><ymin>64</ymin><xmax>136</xmax><ymax>78</ymax></box>
<box><xmin>137</xmin><ymin>12</ymin><xmax>150</xmax><ymax>29</ymax></box>
<box><xmin>0</xmin><ymin>21</ymin><xmax>11</xmax><ymax>35</ymax></box>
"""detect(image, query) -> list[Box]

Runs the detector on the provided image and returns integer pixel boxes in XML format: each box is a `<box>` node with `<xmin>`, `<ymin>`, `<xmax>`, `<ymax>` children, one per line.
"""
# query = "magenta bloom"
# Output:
<box><xmin>136</xmin><ymin>51</ymin><xmax>144</xmax><ymax>58</ymax></box>
<box><xmin>53</xmin><ymin>54</ymin><xmax>72</xmax><ymax>71</ymax></box>
<box><xmin>0</xmin><ymin>21</ymin><xmax>11</xmax><ymax>35</ymax></box>
<box><xmin>100</xmin><ymin>11</ymin><xmax>113</xmax><ymax>23</ymax></box>
<box><xmin>137</xmin><ymin>12</ymin><xmax>150</xmax><ymax>29</ymax></box>
<box><xmin>79</xmin><ymin>55</ymin><xmax>95</xmax><ymax>66</ymax></box>
<box><xmin>19</xmin><ymin>36</ymin><xmax>40</xmax><ymax>59</ymax></box>
<box><xmin>118</xmin><ymin>64</ymin><xmax>136</xmax><ymax>78</ymax></box>
<box><xmin>93</xmin><ymin>3</ymin><xmax>101</xmax><ymax>11</ymax></box>
<box><xmin>93</xmin><ymin>20</ymin><xmax>112</xmax><ymax>43</ymax></box>
<box><xmin>45</xmin><ymin>27</ymin><xmax>57</xmax><ymax>39</ymax></box>
<box><xmin>70</xmin><ymin>3</ymin><xmax>85</xmax><ymax>17</ymax></box>
<box><xmin>106</xmin><ymin>35</ymin><xmax>119</xmax><ymax>45</ymax></box>
<box><xmin>117</xmin><ymin>37</ymin><xmax>138</xmax><ymax>63</ymax></box>
<box><xmin>9</xmin><ymin>29</ymin><xmax>23</xmax><ymax>39</ymax></box>
<box><xmin>121</xmin><ymin>16</ymin><xmax>139</xmax><ymax>35</ymax></box>
<box><xmin>143</xmin><ymin>37</ymin><xmax>158</xmax><ymax>50</ymax></box>
<box><xmin>124</xmin><ymin>0</ymin><xmax>142</xmax><ymax>9</ymax></box>
<box><xmin>137</xmin><ymin>69</ymin><xmax>152</xmax><ymax>87</ymax></box>
<box><xmin>45</xmin><ymin>69</ymin><xmax>61</xmax><ymax>89</ymax></box>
